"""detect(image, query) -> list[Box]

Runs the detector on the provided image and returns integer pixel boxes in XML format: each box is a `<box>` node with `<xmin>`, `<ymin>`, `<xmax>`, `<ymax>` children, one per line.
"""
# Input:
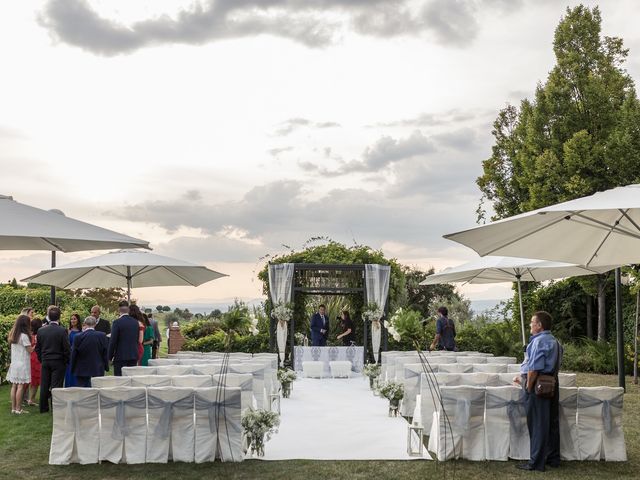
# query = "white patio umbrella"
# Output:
<box><xmin>420</xmin><ymin>256</ymin><xmax>614</xmax><ymax>345</ymax></box>
<box><xmin>0</xmin><ymin>195</ymin><xmax>149</xmax><ymax>252</ymax></box>
<box><xmin>444</xmin><ymin>183</ymin><xmax>640</xmax><ymax>388</ymax></box>
<box><xmin>22</xmin><ymin>250</ymin><xmax>227</xmax><ymax>301</ymax></box>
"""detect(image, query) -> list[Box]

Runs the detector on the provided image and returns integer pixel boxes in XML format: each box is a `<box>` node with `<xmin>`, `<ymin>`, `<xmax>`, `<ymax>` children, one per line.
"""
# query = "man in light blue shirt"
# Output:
<box><xmin>515</xmin><ymin>311</ymin><xmax>561</xmax><ymax>472</ymax></box>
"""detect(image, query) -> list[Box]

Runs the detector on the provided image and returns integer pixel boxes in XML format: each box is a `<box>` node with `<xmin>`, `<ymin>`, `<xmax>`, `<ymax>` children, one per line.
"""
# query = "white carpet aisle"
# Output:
<box><xmin>259</xmin><ymin>377</ymin><xmax>431</xmax><ymax>460</ymax></box>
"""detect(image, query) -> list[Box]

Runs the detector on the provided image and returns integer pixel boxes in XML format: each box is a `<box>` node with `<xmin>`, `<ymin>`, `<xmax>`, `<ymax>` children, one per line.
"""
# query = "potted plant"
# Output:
<box><xmin>363</xmin><ymin>363</ymin><xmax>381</xmax><ymax>390</ymax></box>
<box><xmin>378</xmin><ymin>381</ymin><xmax>404</xmax><ymax>417</ymax></box>
<box><xmin>277</xmin><ymin>368</ymin><xmax>297</xmax><ymax>398</ymax></box>
<box><xmin>241</xmin><ymin>408</ymin><xmax>280</xmax><ymax>457</ymax></box>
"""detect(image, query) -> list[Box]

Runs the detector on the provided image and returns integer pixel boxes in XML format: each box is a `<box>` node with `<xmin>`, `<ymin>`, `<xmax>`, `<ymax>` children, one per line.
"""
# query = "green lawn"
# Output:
<box><xmin>0</xmin><ymin>373</ymin><xmax>638</xmax><ymax>480</ymax></box>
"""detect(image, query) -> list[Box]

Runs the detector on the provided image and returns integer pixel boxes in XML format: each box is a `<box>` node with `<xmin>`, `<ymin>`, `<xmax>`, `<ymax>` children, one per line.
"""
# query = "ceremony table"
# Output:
<box><xmin>293</xmin><ymin>345</ymin><xmax>364</xmax><ymax>376</ymax></box>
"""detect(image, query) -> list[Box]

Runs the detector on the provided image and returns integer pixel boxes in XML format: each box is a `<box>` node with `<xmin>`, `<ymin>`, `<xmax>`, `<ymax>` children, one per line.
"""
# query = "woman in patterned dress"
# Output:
<box><xmin>6</xmin><ymin>315</ymin><xmax>33</xmax><ymax>414</ymax></box>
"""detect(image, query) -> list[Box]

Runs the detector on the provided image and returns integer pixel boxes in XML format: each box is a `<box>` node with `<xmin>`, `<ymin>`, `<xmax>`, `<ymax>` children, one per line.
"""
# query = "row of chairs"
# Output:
<box><xmin>50</xmin><ymin>386</ymin><xmax>245</xmax><ymax>465</ymax></box>
<box><xmin>410</xmin><ymin>371</ymin><xmax>577</xmax><ymax>422</ymax></box>
<box><xmin>385</xmin><ymin>355</ymin><xmax>518</xmax><ymax>382</ymax></box>
<box><xmin>423</xmin><ymin>385</ymin><xmax>626</xmax><ymax>462</ymax></box>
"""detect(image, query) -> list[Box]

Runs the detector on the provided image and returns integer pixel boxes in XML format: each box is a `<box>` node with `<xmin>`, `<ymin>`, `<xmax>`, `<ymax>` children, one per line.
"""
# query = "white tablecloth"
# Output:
<box><xmin>294</xmin><ymin>346</ymin><xmax>363</xmax><ymax>375</ymax></box>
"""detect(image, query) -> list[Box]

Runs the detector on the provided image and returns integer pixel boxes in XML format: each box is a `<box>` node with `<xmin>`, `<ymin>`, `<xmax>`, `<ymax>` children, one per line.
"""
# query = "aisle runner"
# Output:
<box><xmin>259</xmin><ymin>377</ymin><xmax>430</xmax><ymax>460</ymax></box>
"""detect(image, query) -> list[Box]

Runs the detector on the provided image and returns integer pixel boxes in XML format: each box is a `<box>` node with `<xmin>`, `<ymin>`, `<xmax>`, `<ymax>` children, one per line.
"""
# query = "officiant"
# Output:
<box><xmin>336</xmin><ymin>310</ymin><xmax>355</xmax><ymax>346</ymax></box>
<box><xmin>310</xmin><ymin>305</ymin><xmax>329</xmax><ymax>346</ymax></box>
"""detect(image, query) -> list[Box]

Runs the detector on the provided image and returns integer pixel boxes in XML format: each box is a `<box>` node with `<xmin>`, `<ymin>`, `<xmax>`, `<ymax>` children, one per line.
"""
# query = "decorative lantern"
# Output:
<box><xmin>270</xmin><ymin>392</ymin><xmax>281</xmax><ymax>414</ymax></box>
<box><xmin>407</xmin><ymin>422</ymin><xmax>424</xmax><ymax>457</ymax></box>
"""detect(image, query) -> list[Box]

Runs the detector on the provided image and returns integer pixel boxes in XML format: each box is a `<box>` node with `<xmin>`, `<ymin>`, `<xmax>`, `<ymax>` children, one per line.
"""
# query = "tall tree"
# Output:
<box><xmin>477</xmin><ymin>6</ymin><xmax>640</xmax><ymax>337</ymax></box>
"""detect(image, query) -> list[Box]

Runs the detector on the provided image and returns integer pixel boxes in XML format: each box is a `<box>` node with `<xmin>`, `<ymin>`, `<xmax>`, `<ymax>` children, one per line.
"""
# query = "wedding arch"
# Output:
<box><xmin>267</xmin><ymin>262</ymin><xmax>391</xmax><ymax>366</ymax></box>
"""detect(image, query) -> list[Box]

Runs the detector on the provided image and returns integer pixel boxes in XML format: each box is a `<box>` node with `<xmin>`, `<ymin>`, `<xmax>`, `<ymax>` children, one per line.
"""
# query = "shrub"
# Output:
<box><xmin>561</xmin><ymin>338</ymin><xmax>632</xmax><ymax>374</ymax></box>
<box><xmin>0</xmin><ymin>286</ymin><xmax>95</xmax><ymax>316</ymax></box>
<box><xmin>182</xmin><ymin>319</ymin><xmax>220</xmax><ymax>340</ymax></box>
<box><xmin>0</xmin><ymin>314</ymin><xmax>15</xmax><ymax>379</ymax></box>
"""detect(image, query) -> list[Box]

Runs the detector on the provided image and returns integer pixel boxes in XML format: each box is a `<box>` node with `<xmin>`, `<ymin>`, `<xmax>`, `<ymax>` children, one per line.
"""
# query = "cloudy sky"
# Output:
<box><xmin>1</xmin><ymin>0</ymin><xmax>639</xmax><ymax>307</ymax></box>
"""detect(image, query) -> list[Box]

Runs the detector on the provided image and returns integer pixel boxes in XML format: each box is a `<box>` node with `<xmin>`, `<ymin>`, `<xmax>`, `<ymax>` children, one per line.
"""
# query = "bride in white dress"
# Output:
<box><xmin>6</xmin><ymin>314</ymin><xmax>34</xmax><ymax>415</ymax></box>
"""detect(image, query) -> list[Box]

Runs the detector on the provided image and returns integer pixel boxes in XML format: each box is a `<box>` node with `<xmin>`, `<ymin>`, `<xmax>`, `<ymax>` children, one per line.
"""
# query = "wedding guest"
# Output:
<box><xmin>149</xmin><ymin>313</ymin><xmax>162</xmax><ymax>359</ymax></box>
<box><xmin>430</xmin><ymin>306</ymin><xmax>456</xmax><ymax>351</ymax></box>
<box><xmin>42</xmin><ymin>305</ymin><xmax>56</xmax><ymax>326</ymax></box>
<box><xmin>310</xmin><ymin>305</ymin><xmax>329</xmax><ymax>347</ymax></box>
<box><xmin>64</xmin><ymin>314</ymin><xmax>82</xmax><ymax>387</ymax></box>
<box><xmin>28</xmin><ymin>318</ymin><xmax>43</xmax><ymax>406</ymax></box>
<box><xmin>6</xmin><ymin>315</ymin><xmax>33</xmax><ymax>415</ymax></box>
<box><xmin>36</xmin><ymin>306</ymin><xmax>70</xmax><ymax>413</ymax></box>
<box><xmin>336</xmin><ymin>310</ymin><xmax>355</xmax><ymax>346</ymax></box>
<box><xmin>91</xmin><ymin>305</ymin><xmax>111</xmax><ymax>336</ymax></box>
<box><xmin>515</xmin><ymin>311</ymin><xmax>561</xmax><ymax>472</ymax></box>
<box><xmin>129</xmin><ymin>305</ymin><xmax>146</xmax><ymax>364</ymax></box>
<box><xmin>21</xmin><ymin>307</ymin><xmax>35</xmax><ymax>319</ymax></box>
<box><xmin>108</xmin><ymin>301</ymin><xmax>139</xmax><ymax>376</ymax></box>
<box><xmin>70</xmin><ymin>316</ymin><xmax>109</xmax><ymax>387</ymax></box>
<box><xmin>140</xmin><ymin>313</ymin><xmax>154</xmax><ymax>366</ymax></box>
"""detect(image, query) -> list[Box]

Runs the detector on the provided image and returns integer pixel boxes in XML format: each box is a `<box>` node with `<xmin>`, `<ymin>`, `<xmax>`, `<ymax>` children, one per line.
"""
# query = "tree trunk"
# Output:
<box><xmin>586</xmin><ymin>296</ymin><xmax>593</xmax><ymax>339</ymax></box>
<box><xmin>597</xmin><ymin>275</ymin><xmax>606</xmax><ymax>342</ymax></box>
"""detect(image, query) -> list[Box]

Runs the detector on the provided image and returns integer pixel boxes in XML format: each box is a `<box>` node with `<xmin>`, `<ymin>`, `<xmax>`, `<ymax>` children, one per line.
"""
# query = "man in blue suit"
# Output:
<box><xmin>71</xmin><ymin>316</ymin><xmax>109</xmax><ymax>387</ymax></box>
<box><xmin>310</xmin><ymin>304</ymin><xmax>329</xmax><ymax>346</ymax></box>
<box><xmin>108</xmin><ymin>300</ymin><xmax>140</xmax><ymax>376</ymax></box>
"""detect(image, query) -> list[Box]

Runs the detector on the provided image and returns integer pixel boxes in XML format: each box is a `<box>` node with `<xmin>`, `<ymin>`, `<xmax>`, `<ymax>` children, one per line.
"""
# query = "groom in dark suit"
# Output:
<box><xmin>310</xmin><ymin>304</ymin><xmax>329</xmax><ymax>346</ymax></box>
<box><xmin>71</xmin><ymin>316</ymin><xmax>109</xmax><ymax>387</ymax></box>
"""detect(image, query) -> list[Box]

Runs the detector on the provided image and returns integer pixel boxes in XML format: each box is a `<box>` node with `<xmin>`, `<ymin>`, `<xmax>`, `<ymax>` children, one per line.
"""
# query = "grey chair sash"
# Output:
<box><xmin>52</xmin><ymin>394</ymin><xmax>99</xmax><ymax>433</ymax></box>
<box><xmin>100</xmin><ymin>393</ymin><xmax>147</xmax><ymax>440</ymax></box>
<box><xmin>578</xmin><ymin>393</ymin><xmax>623</xmax><ymax>434</ymax></box>
<box><xmin>485</xmin><ymin>392</ymin><xmax>527</xmax><ymax>434</ymax></box>
<box><xmin>147</xmin><ymin>392</ymin><xmax>195</xmax><ymax>438</ymax></box>
<box><xmin>194</xmin><ymin>391</ymin><xmax>242</xmax><ymax>434</ymax></box>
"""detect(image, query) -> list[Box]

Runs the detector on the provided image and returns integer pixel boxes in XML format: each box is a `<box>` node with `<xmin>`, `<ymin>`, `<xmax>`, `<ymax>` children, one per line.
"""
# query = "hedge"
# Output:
<box><xmin>0</xmin><ymin>286</ymin><xmax>95</xmax><ymax>316</ymax></box>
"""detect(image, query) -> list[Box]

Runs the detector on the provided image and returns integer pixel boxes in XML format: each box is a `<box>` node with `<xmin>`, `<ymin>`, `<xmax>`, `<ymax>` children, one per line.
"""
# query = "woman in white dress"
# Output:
<box><xmin>6</xmin><ymin>314</ymin><xmax>34</xmax><ymax>414</ymax></box>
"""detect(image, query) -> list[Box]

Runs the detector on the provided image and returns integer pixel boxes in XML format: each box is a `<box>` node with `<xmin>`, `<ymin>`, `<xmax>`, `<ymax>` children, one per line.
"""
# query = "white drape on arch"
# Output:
<box><xmin>365</xmin><ymin>264</ymin><xmax>390</xmax><ymax>363</ymax></box>
<box><xmin>268</xmin><ymin>263</ymin><xmax>295</xmax><ymax>366</ymax></box>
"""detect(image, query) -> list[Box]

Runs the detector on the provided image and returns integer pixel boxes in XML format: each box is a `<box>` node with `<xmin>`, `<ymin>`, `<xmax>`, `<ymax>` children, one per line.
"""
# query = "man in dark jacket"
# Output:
<box><xmin>91</xmin><ymin>305</ymin><xmax>111</xmax><ymax>336</ymax></box>
<box><xmin>71</xmin><ymin>316</ymin><xmax>109</xmax><ymax>387</ymax></box>
<box><xmin>108</xmin><ymin>300</ymin><xmax>140</xmax><ymax>376</ymax></box>
<box><xmin>36</xmin><ymin>306</ymin><xmax>70</xmax><ymax>413</ymax></box>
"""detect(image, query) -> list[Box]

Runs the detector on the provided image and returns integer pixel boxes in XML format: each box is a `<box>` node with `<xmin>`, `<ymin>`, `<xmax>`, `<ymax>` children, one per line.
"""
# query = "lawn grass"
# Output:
<box><xmin>0</xmin><ymin>373</ymin><xmax>637</xmax><ymax>480</ymax></box>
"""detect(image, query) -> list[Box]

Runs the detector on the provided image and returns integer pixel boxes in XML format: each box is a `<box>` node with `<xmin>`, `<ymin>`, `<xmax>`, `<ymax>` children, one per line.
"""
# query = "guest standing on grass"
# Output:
<box><xmin>28</xmin><ymin>318</ymin><xmax>43</xmax><ymax>406</ymax></box>
<box><xmin>6</xmin><ymin>315</ymin><xmax>33</xmax><ymax>415</ymax></box>
<box><xmin>515</xmin><ymin>311</ymin><xmax>561</xmax><ymax>472</ymax></box>
<box><xmin>149</xmin><ymin>312</ymin><xmax>162</xmax><ymax>359</ymax></box>
<box><xmin>70</xmin><ymin>316</ymin><xmax>109</xmax><ymax>387</ymax></box>
<box><xmin>430</xmin><ymin>306</ymin><xmax>456</xmax><ymax>352</ymax></box>
<box><xmin>36</xmin><ymin>306</ymin><xmax>70</xmax><ymax>413</ymax></box>
<box><xmin>129</xmin><ymin>304</ymin><xmax>146</xmax><ymax>365</ymax></box>
<box><xmin>140</xmin><ymin>313</ymin><xmax>154</xmax><ymax>366</ymax></box>
<box><xmin>91</xmin><ymin>305</ymin><xmax>111</xmax><ymax>336</ymax></box>
<box><xmin>64</xmin><ymin>313</ymin><xmax>82</xmax><ymax>387</ymax></box>
<box><xmin>108</xmin><ymin>301</ymin><xmax>140</xmax><ymax>376</ymax></box>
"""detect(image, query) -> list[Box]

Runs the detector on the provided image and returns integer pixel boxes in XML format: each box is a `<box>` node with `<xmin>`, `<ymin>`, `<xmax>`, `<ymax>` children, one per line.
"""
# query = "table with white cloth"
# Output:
<box><xmin>294</xmin><ymin>346</ymin><xmax>363</xmax><ymax>376</ymax></box>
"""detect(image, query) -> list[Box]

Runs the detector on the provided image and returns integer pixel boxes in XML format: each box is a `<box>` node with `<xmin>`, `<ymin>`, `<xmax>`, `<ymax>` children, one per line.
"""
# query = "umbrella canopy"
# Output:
<box><xmin>420</xmin><ymin>256</ymin><xmax>614</xmax><ymax>345</ymax></box>
<box><xmin>22</xmin><ymin>250</ymin><xmax>227</xmax><ymax>300</ymax></box>
<box><xmin>443</xmin><ymin>184</ymin><xmax>640</xmax><ymax>268</ymax></box>
<box><xmin>0</xmin><ymin>194</ymin><xmax>149</xmax><ymax>252</ymax></box>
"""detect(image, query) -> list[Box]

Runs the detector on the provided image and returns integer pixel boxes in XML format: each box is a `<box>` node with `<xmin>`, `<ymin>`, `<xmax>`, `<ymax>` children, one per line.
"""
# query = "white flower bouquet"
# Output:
<box><xmin>241</xmin><ymin>408</ymin><xmax>281</xmax><ymax>457</ymax></box>
<box><xmin>362</xmin><ymin>302</ymin><xmax>384</xmax><ymax>322</ymax></box>
<box><xmin>271</xmin><ymin>302</ymin><xmax>293</xmax><ymax>322</ymax></box>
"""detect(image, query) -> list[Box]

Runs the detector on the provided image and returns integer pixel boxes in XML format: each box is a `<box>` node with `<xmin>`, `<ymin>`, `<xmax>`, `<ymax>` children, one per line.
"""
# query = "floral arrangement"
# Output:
<box><xmin>277</xmin><ymin>368</ymin><xmax>297</xmax><ymax>384</ymax></box>
<box><xmin>271</xmin><ymin>302</ymin><xmax>293</xmax><ymax>322</ymax></box>
<box><xmin>378</xmin><ymin>381</ymin><xmax>404</xmax><ymax>402</ymax></box>
<box><xmin>363</xmin><ymin>363</ymin><xmax>381</xmax><ymax>379</ymax></box>
<box><xmin>241</xmin><ymin>408</ymin><xmax>281</xmax><ymax>457</ymax></box>
<box><xmin>362</xmin><ymin>302</ymin><xmax>384</xmax><ymax>322</ymax></box>
<box><xmin>386</xmin><ymin>307</ymin><xmax>424</xmax><ymax>343</ymax></box>
<box><xmin>249</xmin><ymin>312</ymin><xmax>259</xmax><ymax>336</ymax></box>
<box><xmin>294</xmin><ymin>332</ymin><xmax>308</xmax><ymax>345</ymax></box>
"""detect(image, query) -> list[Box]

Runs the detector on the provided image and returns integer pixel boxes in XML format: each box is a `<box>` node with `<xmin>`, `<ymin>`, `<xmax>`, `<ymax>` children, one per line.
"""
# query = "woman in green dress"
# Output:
<box><xmin>141</xmin><ymin>313</ymin><xmax>154</xmax><ymax>366</ymax></box>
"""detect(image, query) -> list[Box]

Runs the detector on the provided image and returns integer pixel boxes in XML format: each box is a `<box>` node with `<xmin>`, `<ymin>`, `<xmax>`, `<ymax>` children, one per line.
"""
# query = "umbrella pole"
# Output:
<box><xmin>517</xmin><ymin>276</ymin><xmax>526</xmax><ymax>346</ymax></box>
<box><xmin>127</xmin><ymin>266</ymin><xmax>132</xmax><ymax>303</ymax></box>
<box><xmin>615</xmin><ymin>268</ymin><xmax>626</xmax><ymax>391</ymax></box>
<box><xmin>50</xmin><ymin>251</ymin><xmax>56</xmax><ymax>305</ymax></box>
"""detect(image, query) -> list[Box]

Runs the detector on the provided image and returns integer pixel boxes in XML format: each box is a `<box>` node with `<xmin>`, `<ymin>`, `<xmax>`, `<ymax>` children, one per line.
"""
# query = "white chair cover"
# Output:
<box><xmin>497</xmin><ymin>373</ymin><xmax>521</xmax><ymax>386</ymax></box>
<box><xmin>473</xmin><ymin>363</ymin><xmax>507</xmax><ymax>373</ymax></box>
<box><xmin>330</xmin><ymin>361</ymin><xmax>352</xmax><ymax>378</ymax></box>
<box><xmin>129</xmin><ymin>375</ymin><xmax>172</xmax><ymax>387</ymax></box>
<box><xmin>192</xmin><ymin>364</ymin><xmax>225</xmax><ymax>376</ymax></box>
<box><xmin>393</xmin><ymin>356</ymin><xmax>421</xmax><ymax>381</ymax></box>
<box><xmin>484</xmin><ymin>386</ymin><xmax>529</xmax><ymax>460</ymax></box>
<box><xmin>172</xmin><ymin>375</ymin><xmax>214</xmax><ymax>388</ymax></box>
<box><xmin>146</xmin><ymin>387</ymin><xmax>195</xmax><ymax>463</ymax></box>
<box><xmin>422</xmin><ymin>356</ymin><xmax>457</xmax><ymax>364</ymax></box>
<box><xmin>486</xmin><ymin>356</ymin><xmax>518</xmax><ymax>365</ymax></box>
<box><xmin>250</xmin><ymin>358</ymin><xmax>276</xmax><ymax>396</ymax></box>
<box><xmin>507</xmin><ymin>364</ymin><xmax>523</xmax><ymax>373</ymax></box>
<box><xmin>456</xmin><ymin>372</ymin><xmax>499</xmax><ymax>386</ymax></box>
<box><xmin>156</xmin><ymin>365</ymin><xmax>194</xmax><ymax>376</ymax></box>
<box><xmin>122</xmin><ymin>366</ymin><xmax>157</xmax><ymax>376</ymax></box>
<box><xmin>577</xmin><ymin>387</ymin><xmax>626</xmax><ymax>461</ymax></box>
<box><xmin>194</xmin><ymin>387</ymin><xmax>243</xmax><ymax>463</ymax></box>
<box><xmin>99</xmin><ymin>387</ymin><xmax>147</xmax><ymax>464</ymax></box>
<box><xmin>148</xmin><ymin>359</ymin><xmax>180</xmax><ymax>366</ymax></box>
<box><xmin>401</xmin><ymin>364</ymin><xmax>425</xmax><ymax>417</ymax></box>
<box><xmin>456</xmin><ymin>356</ymin><xmax>487</xmax><ymax>364</ymax></box>
<box><xmin>212</xmin><ymin>373</ymin><xmax>255</xmax><ymax>411</ymax></box>
<box><xmin>91</xmin><ymin>376</ymin><xmax>131</xmax><ymax>388</ymax></box>
<box><xmin>559</xmin><ymin>387</ymin><xmax>579</xmax><ymax>461</ymax></box>
<box><xmin>428</xmin><ymin>386</ymin><xmax>486</xmax><ymax>461</ymax></box>
<box><xmin>302</xmin><ymin>361</ymin><xmax>324</xmax><ymax>379</ymax></box>
<box><xmin>436</xmin><ymin>363</ymin><xmax>472</xmax><ymax>373</ymax></box>
<box><xmin>558</xmin><ymin>373</ymin><xmax>577</xmax><ymax>387</ymax></box>
<box><xmin>229</xmin><ymin>352</ymin><xmax>253</xmax><ymax>359</ymax></box>
<box><xmin>176</xmin><ymin>351</ymin><xmax>203</xmax><ymax>356</ymax></box>
<box><xmin>419</xmin><ymin>372</ymin><xmax>461</xmax><ymax>432</ymax></box>
<box><xmin>50</xmin><ymin>388</ymin><xmax>100</xmax><ymax>464</ymax></box>
<box><xmin>229</xmin><ymin>363</ymin><xmax>267</xmax><ymax>408</ymax></box>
